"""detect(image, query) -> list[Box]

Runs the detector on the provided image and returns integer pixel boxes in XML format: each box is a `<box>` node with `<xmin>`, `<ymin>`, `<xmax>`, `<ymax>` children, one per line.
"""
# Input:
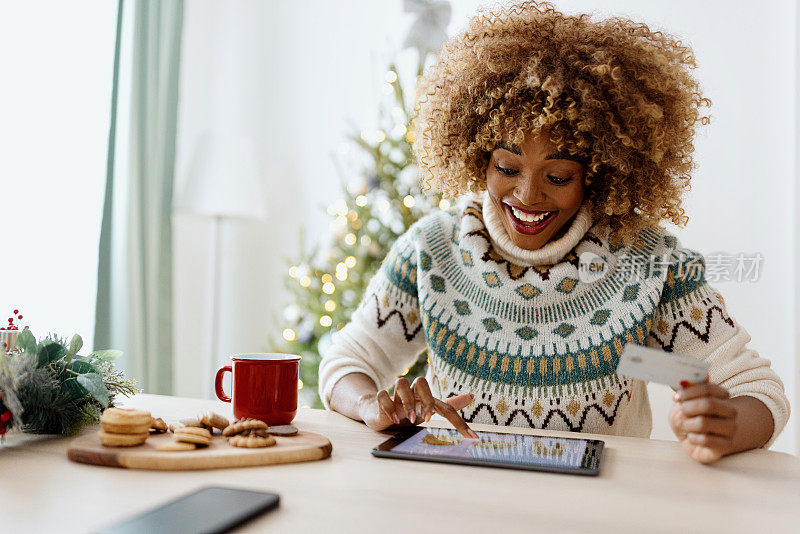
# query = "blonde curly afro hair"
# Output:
<box><xmin>410</xmin><ymin>0</ymin><xmax>711</xmax><ymax>242</ymax></box>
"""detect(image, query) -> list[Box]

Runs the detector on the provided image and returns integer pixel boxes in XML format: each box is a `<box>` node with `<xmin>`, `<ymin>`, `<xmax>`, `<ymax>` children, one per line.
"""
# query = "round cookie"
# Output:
<box><xmin>174</xmin><ymin>426</ymin><xmax>212</xmax><ymax>446</ymax></box>
<box><xmin>98</xmin><ymin>430</ymin><xmax>149</xmax><ymax>447</ymax></box>
<box><xmin>156</xmin><ymin>440</ymin><xmax>197</xmax><ymax>452</ymax></box>
<box><xmin>228</xmin><ymin>434</ymin><xmax>276</xmax><ymax>448</ymax></box>
<box><xmin>239</xmin><ymin>428</ymin><xmax>269</xmax><ymax>438</ymax></box>
<box><xmin>222</xmin><ymin>418</ymin><xmax>268</xmax><ymax>437</ymax></box>
<box><xmin>180</xmin><ymin>417</ymin><xmax>214</xmax><ymax>434</ymax></box>
<box><xmin>100</xmin><ymin>408</ymin><xmax>152</xmax><ymax>434</ymax></box>
<box><xmin>200</xmin><ymin>411</ymin><xmax>230</xmax><ymax>432</ymax></box>
<box><xmin>267</xmin><ymin>425</ymin><xmax>298</xmax><ymax>437</ymax></box>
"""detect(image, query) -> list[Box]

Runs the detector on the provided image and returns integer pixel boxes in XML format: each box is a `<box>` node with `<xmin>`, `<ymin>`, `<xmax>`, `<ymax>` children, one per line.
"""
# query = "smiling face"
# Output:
<box><xmin>486</xmin><ymin>129</ymin><xmax>586</xmax><ymax>251</ymax></box>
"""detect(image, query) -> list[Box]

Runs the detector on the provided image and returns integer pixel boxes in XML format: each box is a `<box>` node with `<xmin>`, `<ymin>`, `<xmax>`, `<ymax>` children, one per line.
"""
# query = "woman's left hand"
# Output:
<box><xmin>668</xmin><ymin>382</ymin><xmax>738</xmax><ymax>464</ymax></box>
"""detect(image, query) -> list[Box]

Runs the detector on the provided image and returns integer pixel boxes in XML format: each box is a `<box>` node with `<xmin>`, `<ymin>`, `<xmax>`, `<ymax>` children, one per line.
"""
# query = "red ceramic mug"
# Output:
<box><xmin>215</xmin><ymin>353</ymin><xmax>301</xmax><ymax>425</ymax></box>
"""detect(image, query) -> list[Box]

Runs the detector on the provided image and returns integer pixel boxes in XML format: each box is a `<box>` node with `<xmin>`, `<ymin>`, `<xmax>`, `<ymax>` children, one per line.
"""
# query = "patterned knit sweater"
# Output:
<box><xmin>319</xmin><ymin>192</ymin><xmax>790</xmax><ymax>447</ymax></box>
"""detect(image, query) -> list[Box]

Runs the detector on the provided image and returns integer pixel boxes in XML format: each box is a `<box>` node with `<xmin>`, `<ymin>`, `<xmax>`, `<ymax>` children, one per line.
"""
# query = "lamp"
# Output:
<box><xmin>175</xmin><ymin>133</ymin><xmax>268</xmax><ymax>398</ymax></box>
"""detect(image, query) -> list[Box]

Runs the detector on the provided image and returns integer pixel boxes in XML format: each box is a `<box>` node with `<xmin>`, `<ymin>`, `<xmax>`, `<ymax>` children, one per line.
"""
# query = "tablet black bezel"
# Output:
<box><xmin>371</xmin><ymin>427</ymin><xmax>604</xmax><ymax>476</ymax></box>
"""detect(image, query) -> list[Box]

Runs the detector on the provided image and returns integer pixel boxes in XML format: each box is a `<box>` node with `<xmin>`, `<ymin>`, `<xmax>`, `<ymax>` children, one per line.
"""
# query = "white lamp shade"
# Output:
<box><xmin>176</xmin><ymin>133</ymin><xmax>269</xmax><ymax>221</ymax></box>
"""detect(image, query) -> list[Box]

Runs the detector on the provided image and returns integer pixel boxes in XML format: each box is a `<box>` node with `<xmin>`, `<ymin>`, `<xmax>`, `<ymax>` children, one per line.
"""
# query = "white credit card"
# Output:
<box><xmin>616</xmin><ymin>344</ymin><xmax>709</xmax><ymax>389</ymax></box>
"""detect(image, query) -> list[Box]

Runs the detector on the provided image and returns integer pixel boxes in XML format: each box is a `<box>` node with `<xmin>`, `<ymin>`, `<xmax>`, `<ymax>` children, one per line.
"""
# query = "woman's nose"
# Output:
<box><xmin>514</xmin><ymin>177</ymin><xmax>545</xmax><ymax>206</ymax></box>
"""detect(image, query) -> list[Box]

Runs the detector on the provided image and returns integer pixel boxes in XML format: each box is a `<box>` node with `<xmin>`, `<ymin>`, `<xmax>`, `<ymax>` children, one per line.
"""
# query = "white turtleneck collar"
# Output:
<box><xmin>480</xmin><ymin>190</ymin><xmax>593</xmax><ymax>266</ymax></box>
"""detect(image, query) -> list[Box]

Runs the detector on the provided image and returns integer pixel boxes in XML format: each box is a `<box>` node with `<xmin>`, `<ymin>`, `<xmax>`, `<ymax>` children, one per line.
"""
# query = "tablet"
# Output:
<box><xmin>372</xmin><ymin>427</ymin><xmax>603</xmax><ymax>476</ymax></box>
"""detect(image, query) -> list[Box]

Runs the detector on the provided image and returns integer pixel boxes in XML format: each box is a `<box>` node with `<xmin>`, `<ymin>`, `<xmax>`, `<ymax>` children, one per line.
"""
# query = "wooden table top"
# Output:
<box><xmin>1</xmin><ymin>394</ymin><xmax>798</xmax><ymax>533</ymax></box>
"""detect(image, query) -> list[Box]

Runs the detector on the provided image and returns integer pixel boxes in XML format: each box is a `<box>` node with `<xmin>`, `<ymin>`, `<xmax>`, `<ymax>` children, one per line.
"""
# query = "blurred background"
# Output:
<box><xmin>2</xmin><ymin>0</ymin><xmax>798</xmax><ymax>454</ymax></box>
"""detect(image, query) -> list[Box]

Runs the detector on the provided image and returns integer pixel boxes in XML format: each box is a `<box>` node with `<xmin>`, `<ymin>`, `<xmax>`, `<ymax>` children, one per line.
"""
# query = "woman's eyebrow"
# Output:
<box><xmin>544</xmin><ymin>152</ymin><xmax>584</xmax><ymax>164</ymax></box>
<box><xmin>496</xmin><ymin>142</ymin><xmax>521</xmax><ymax>155</ymax></box>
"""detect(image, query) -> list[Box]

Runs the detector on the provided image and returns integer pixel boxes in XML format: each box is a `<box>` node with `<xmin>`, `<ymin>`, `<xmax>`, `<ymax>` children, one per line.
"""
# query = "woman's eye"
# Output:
<box><xmin>547</xmin><ymin>174</ymin><xmax>572</xmax><ymax>185</ymax></box>
<box><xmin>494</xmin><ymin>164</ymin><xmax>518</xmax><ymax>176</ymax></box>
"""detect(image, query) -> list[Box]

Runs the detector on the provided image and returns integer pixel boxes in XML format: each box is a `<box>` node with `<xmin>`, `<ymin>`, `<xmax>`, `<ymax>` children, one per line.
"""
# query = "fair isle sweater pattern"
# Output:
<box><xmin>319</xmin><ymin>200</ymin><xmax>789</xmax><ymax>445</ymax></box>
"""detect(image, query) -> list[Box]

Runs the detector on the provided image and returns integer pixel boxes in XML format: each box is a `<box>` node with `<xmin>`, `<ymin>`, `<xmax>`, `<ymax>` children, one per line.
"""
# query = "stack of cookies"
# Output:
<box><xmin>98</xmin><ymin>408</ymin><xmax>154</xmax><ymax>447</ymax></box>
<box><xmin>157</xmin><ymin>411</ymin><xmax>230</xmax><ymax>452</ymax></box>
<box><xmin>223</xmin><ymin>418</ymin><xmax>276</xmax><ymax>448</ymax></box>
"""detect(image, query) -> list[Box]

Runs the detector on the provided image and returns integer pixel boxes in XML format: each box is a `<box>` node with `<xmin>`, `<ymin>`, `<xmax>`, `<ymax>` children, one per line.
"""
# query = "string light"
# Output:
<box><xmin>282</xmin><ymin>328</ymin><xmax>297</xmax><ymax>341</ymax></box>
<box><xmin>382</xmin><ymin>82</ymin><xmax>394</xmax><ymax>95</ymax></box>
<box><xmin>347</xmin><ymin>210</ymin><xmax>358</xmax><ymax>221</ymax></box>
<box><xmin>439</xmin><ymin>198</ymin><xmax>451</xmax><ymax>210</ymax></box>
<box><xmin>297</xmin><ymin>378</ymin><xmax>304</xmax><ymax>390</ymax></box>
<box><xmin>336</xmin><ymin>263</ymin><xmax>348</xmax><ymax>281</ymax></box>
<box><xmin>403</xmin><ymin>195</ymin><xmax>415</xmax><ymax>208</ymax></box>
<box><xmin>360</xmin><ymin>235</ymin><xmax>371</xmax><ymax>245</ymax></box>
<box><xmin>324</xmin><ymin>300</ymin><xmax>336</xmax><ymax>312</ymax></box>
<box><xmin>400</xmin><ymin>368</ymin><xmax>410</xmax><ymax>376</ymax></box>
<box><xmin>392</xmin><ymin>124</ymin><xmax>407</xmax><ymax>137</ymax></box>
<box><xmin>375</xmin><ymin>130</ymin><xmax>386</xmax><ymax>143</ymax></box>
<box><xmin>322</xmin><ymin>282</ymin><xmax>335</xmax><ymax>294</ymax></box>
<box><xmin>344</xmin><ymin>233</ymin><xmax>357</xmax><ymax>246</ymax></box>
<box><xmin>378</xmin><ymin>199</ymin><xmax>390</xmax><ymax>212</ymax></box>
<box><xmin>299</xmin><ymin>276</ymin><xmax>311</xmax><ymax>287</ymax></box>
<box><xmin>385</xmin><ymin>70</ymin><xmax>397</xmax><ymax>83</ymax></box>
<box><xmin>288</xmin><ymin>266</ymin><xmax>299</xmax><ymax>278</ymax></box>
<box><xmin>319</xmin><ymin>315</ymin><xmax>332</xmax><ymax>327</ymax></box>
<box><xmin>345</xmin><ymin>256</ymin><xmax>357</xmax><ymax>268</ymax></box>
<box><xmin>355</xmin><ymin>195</ymin><xmax>368</xmax><ymax>207</ymax></box>
<box><xmin>351</xmin><ymin>220</ymin><xmax>362</xmax><ymax>230</ymax></box>
<box><xmin>321</xmin><ymin>273</ymin><xmax>333</xmax><ymax>284</ymax></box>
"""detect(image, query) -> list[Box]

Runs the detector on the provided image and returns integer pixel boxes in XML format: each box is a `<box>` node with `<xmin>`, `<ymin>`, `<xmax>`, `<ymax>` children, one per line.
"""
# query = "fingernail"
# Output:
<box><xmin>673</xmin><ymin>392</ymin><xmax>680</xmax><ymax>402</ymax></box>
<box><xmin>393</xmin><ymin>413</ymin><xmax>400</xmax><ymax>425</ymax></box>
<box><xmin>680</xmin><ymin>380</ymin><xmax>689</xmax><ymax>388</ymax></box>
<box><xmin>425</xmin><ymin>413</ymin><xmax>432</xmax><ymax>423</ymax></box>
<box><xmin>408</xmin><ymin>410</ymin><xmax>416</xmax><ymax>424</ymax></box>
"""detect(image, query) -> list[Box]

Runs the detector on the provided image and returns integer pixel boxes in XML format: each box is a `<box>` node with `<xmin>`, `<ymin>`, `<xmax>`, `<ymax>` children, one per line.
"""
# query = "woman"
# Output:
<box><xmin>319</xmin><ymin>1</ymin><xmax>789</xmax><ymax>463</ymax></box>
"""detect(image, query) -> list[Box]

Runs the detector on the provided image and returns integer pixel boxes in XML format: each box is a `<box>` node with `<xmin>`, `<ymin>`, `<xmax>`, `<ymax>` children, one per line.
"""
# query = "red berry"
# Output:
<box><xmin>17</xmin><ymin>315</ymin><xmax>22</xmax><ymax>320</ymax></box>
<box><xmin>13</xmin><ymin>309</ymin><xmax>18</xmax><ymax>314</ymax></box>
<box><xmin>7</xmin><ymin>318</ymin><xmax>12</xmax><ymax>323</ymax></box>
<box><xmin>0</xmin><ymin>411</ymin><xmax>10</xmax><ymax>423</ymax></box>
<box><xmin>0</xmin><ymin>427</ymin><xmax>6</xmax><ymax>435</ymax></box>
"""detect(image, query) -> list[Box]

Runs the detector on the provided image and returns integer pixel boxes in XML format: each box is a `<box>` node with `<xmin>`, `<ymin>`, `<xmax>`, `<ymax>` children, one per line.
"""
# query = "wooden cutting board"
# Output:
<box><xmin>67</xmin><ymin>429</ymin><xmax>332</xmax><ymax>470</ymax></box>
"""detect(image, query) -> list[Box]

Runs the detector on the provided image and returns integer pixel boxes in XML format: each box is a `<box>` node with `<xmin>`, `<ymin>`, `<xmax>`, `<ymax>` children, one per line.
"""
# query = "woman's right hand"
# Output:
<box><xmin>357</xmin><ymin>376</ymin><xmax>479</xmax><ymax>438</ymax></box>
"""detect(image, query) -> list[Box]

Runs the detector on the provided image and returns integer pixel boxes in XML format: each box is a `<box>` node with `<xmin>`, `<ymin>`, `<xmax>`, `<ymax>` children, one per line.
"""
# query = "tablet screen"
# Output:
<box><xmin>378</xmin><ymin>427</ymin><xmax>601</xmax><ymax>473</ymax></box>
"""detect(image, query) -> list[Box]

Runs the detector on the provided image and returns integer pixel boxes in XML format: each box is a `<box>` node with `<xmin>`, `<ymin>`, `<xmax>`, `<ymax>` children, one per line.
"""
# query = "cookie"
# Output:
<box><xmin>98</xmin><ymin>430</ymin><xmax>149</xmax><ymax>447</ymax></box>
<box><xmin>174</xmin><ymin>426</ymin><xmax>212</xmax><ymax>446</ymax></box>
<box><xmin>180</xmin><ymin>417</ymin><xmax>213</xmax><ymax>434</ymax></box>
<box><xmin>222</xmin><ymin>418</ymin><xmax>268</xmax><ymax>437</ymax></box>
<box><xmin>239</xmin><ymin>428</ymin><xmax>269</xmax><ymax>438</ymax></box>
<box><xmin>228</xmin><ymin>434</ymin><xmax>276</xmax><ymax>448</ymax></box>
<box><xmin>200</xmin><ymin>411</ymin><xmax>230</xmax><ymax>431</ymax></box>
<box><xmin>100</xmin><ymin>408</ymin><xmax>153</xmax><ymax>434</ymax></box>
<box><xmin>168</xmin><ymin>423</ymin><xmax>183</xmax><ymax>433</ymax></box>
<box><xmin>156</xmin><ymin>440</ymin><xmax>197</xmax><ymax>452</ymax></box>
<box><xmin>150</xmin><ymin>417</ymin><xmax>168</xmax><ymax>433</ymax></box>
<box><xmin>267</xmin><ymin>425</ymin><xmax>298</xmax><ymax>437</ymax></box>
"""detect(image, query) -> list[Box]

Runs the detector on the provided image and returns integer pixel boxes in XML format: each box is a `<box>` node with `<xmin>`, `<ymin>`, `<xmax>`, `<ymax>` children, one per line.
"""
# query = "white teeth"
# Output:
<box><xmin>511</xmin><ymin>206</ymin><xmax>552</xmax><ymax>223</ymax></box>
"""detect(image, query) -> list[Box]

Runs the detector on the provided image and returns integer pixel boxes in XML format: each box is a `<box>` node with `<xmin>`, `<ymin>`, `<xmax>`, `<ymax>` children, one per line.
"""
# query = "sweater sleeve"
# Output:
<box><xmin>646</xmin><ymin>242</ymin><xmax>790</xmax><ymax>448</ymax></box>
<box><xmin>318</xmin><ymin>227</ymin><xmax>428</xmax><ymax>409</ymax></box>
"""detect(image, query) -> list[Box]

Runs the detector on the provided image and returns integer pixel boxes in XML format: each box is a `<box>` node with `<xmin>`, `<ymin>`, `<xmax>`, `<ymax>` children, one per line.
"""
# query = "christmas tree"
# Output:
<box><xmin>269</xmin><ymin>1</ymin><xmax>453</xmax><ymax>408</ymax></box>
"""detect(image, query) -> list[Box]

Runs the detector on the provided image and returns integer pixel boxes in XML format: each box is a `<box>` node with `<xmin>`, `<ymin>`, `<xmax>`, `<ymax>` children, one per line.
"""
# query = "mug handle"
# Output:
<box><xmin>215</xmin><ymin>365</ymin><xmax>232</xmax><ymax>402</ymax></box>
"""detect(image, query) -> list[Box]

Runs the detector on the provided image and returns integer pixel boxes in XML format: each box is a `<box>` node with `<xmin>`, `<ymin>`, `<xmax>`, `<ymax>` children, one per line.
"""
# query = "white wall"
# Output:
<box><xmin>173</xmin><ymin>0</ymin><xmax>798</xmax><ymax>452</ymax></box>
<box><xmin>0</xmin><ymin>0</ymin><xmax>116</xmax><ymax>348</ymax></box>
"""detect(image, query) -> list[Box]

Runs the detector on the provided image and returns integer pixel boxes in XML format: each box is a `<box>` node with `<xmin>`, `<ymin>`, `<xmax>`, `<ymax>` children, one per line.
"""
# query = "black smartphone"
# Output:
<box><xmin>93</xmin><ymin>486</ymin><xmax>280</xmax><ymax>534</ymax></box>
<box><xmin>372</xmin><ymin>427</ymin><xmax>604</xmax><ymax>476</ymax></box>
